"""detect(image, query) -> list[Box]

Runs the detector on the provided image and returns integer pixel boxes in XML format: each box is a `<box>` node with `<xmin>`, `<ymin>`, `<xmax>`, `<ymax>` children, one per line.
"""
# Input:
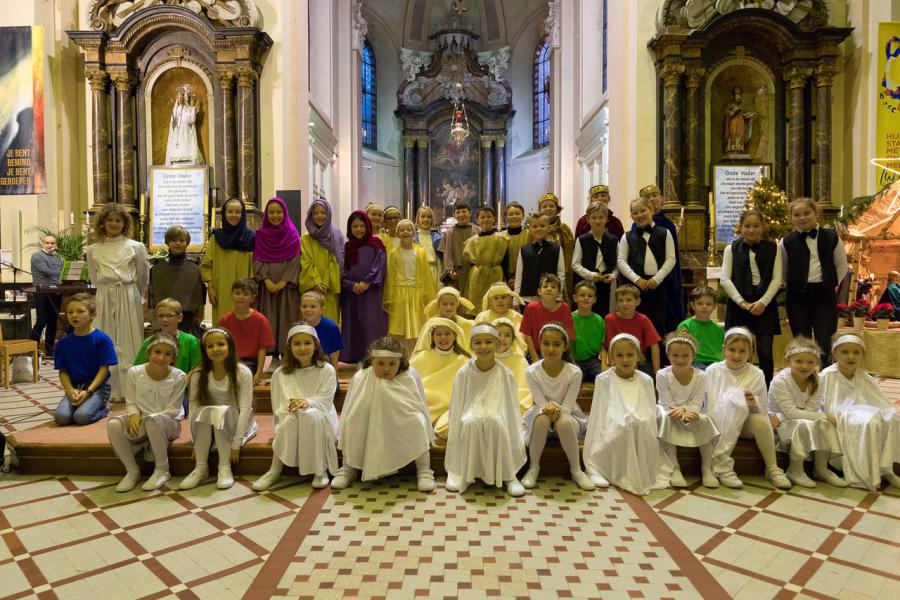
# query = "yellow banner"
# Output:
<box><xmin>876</xmin><ymin>23</ymin><xmax>900</xmax><ymax>189</ymax></box>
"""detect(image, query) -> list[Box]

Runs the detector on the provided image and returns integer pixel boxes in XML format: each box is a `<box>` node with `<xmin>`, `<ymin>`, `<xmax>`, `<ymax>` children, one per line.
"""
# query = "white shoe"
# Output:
<box><xmin>650</xmin><ymin>478</ymin><xmax>670</xmax><ymax>491</ymax></box>
<box><xmin>670</xmin><ymin>470</ymin><xmax>688</xmax><ymax>488</ymax></box>
<box><xmin>252</xmin><ymin>469</ymin><xmax>281</xmax><ymax>491</ymax></box>
<box><xmin>814</xmin><ymin>468</ymin><xmax>848</xmax><ymax>488</ymax></box>
<box><xmin>571</xmin><ymin>470</ymin><xmax>596</xmax><ymax>491</ymax></box>
<box><xmin>767</xmin><ymin>467</ymin><xmax>793</xmax><ymax>489</ymax></box>
<box><xmin>445</xmin><ymin>473</ymin><xmax>460</xmax><ymax>492</ymax></box>
<box><xmin>116</xmin><ymin>470</ymin><xmax>141</xmax><ymax>493</ymax></box>
<box><xmin>701</xmin><ymin>468</ymin><xmax>720</xmax><ymax>488</ymax></box>
<box><xmin>330</xmin><ymin>466</ymin><xmax>357</xmax><ymax>490</ymax></box>
<box><xmin>216</xmin><ymin>465</ymin><xmax>234</xmax><ymax>489</ymax></box>
<box><xmin>506</xmin><ymin>479</ymin><xmax>525</xmax><ymax>497</ymax></box>
<box><xmin>521</xmin><ymin>466</ymin><xmax>540</xmax><ymax>489</ymax></box>
<box><xmin>588</xmin><ymin>472</ymin><xmax>610</xmax><ymax>488</ymax></box>
<box><xmin>141</xmin><ymin>469</ymin><xmax>171</xmax><ymax>492</ymax></box>
<box><xmin>416</xmin><ymin>468</ymin><xmax>435</xmax><ymax>492</ymax></box>
<box><xmin>179</xmin><ymin>466</ymin><xmax>209</xmax><ymax>490</ymax></box>
<box><xmin>718</xmin><ymin>471</ymin><xmax>743</xmax><ymax>489</ymax></box>
<box><xmin>312</xmin><ymin>472</ymin><xmax>330</xmax><ymax>489</ymax></box>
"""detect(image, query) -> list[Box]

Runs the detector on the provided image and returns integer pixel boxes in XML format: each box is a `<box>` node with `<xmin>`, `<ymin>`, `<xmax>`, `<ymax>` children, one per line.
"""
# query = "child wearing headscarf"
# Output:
<box><xmin>252</xmin><ymin>197</ymin><xmax>301</xmax><ymax>362</ymax></box>
<box><xmin>341</xmin><ymin>210</ymin><xmax>387</xmax><ymax>363</ymax></box>
<box><xmin>300</xmin><ymin>199</ymin><xmax>345</xmax><ymax>322</ymax></box>
<box><xmin>200</xmin><ymin>199</ymin><xmax>255</xmax><ymax>324</ymax></box>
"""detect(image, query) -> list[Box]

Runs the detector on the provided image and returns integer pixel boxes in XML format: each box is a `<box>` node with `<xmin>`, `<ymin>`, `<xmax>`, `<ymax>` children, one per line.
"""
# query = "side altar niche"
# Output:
<box><xmin>648</xmin><ymin>1</ymin><xmax>851</xmax><ymax>269</ymax></box>
<box><xmin>68</xmin><ymin>0</ymin><xmax>272</xmax><ymax>235</ymax></box>
<box><xmin>395</xmin><ymin>14</ymin><xmax>513</xmax><ymax>224</ymax></box>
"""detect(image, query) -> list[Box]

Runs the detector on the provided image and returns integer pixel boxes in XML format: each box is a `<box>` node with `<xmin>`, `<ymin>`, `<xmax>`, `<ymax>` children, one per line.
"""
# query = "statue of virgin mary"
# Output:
<box><xmin>165</xmin><ymin>86</ymin><xmax>204</xmax><ymax>165</ymax></box>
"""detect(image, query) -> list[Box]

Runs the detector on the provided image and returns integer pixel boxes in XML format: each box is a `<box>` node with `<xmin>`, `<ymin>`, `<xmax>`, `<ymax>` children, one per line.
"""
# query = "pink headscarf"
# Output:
<box><xmin>253</xmin><ymin>197</ymin><xmax>301</xmax><ymax>262</ymax></box>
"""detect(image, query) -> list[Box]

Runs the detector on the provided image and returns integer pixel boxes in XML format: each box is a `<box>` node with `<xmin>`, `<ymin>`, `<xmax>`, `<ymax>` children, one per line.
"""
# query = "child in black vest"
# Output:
<box><xmin>515</xmin><ymin>213</ymin><xmax>566</xmax><ymax>303</ymax></box>
<box><xmin>572</xmin><ymin>201</ymin><xmax>618</xmax><ymax>316</ymax></box>
<box><xmin>720</xmin><ymin>209</ymin><xmax>782</xmax><ymax>385</ymax></box>
<box><xmin>616</xmin><ymin>198</ymin><xmax>676</xmax><ymax>340</ymax></box>
<box><xmin>779</xmin><ymin>198</ymin><xmax>847</xmax><ymax>366</ymax></box>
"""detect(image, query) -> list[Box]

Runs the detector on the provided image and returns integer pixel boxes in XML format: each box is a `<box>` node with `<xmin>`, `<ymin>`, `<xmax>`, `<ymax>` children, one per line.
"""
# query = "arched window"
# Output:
<box><xmin>533</xmin><ymin>36</ymin><xmax>551</xmax><ymax>148</ymax></box>
<box><xmin>361</xmin><ymin>39</ymin><xmax>377</xmax><ymax>150</ymax></box>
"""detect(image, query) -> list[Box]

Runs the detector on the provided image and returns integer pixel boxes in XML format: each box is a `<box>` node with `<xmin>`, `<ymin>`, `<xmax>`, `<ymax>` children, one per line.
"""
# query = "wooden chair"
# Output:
<box><xmin>0</xmin><ymin>328</ymin><xmax>39</xmax><ymax>388</ymax></box>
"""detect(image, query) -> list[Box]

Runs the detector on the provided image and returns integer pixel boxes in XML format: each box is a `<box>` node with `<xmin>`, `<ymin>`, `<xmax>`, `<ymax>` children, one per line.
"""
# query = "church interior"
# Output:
<box><xmin>0</xmin><ymin>1</ymin><xmax>899</xmax><ymax>598</ymax></box>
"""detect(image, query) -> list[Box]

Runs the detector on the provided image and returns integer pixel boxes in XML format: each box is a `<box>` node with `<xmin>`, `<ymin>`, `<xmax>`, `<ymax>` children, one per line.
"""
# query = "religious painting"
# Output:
<box><xmin>707</xmin><ymin>63</ymin><xmax>775</xmax><ymax>171</ymax></box>
<box><xmin>149</xmin><ymin>66</ymin><xmax>210</xmax><ymax>167</ymax></box>
<box><xmin>0</xmin><ymin>26</ymin><xmax>45</xmax><ymax>195</ymax></box>
<box><xmin>429</xmin><ymin>121</ymin><xmax>480</xmax><ymax>224</ymax></box>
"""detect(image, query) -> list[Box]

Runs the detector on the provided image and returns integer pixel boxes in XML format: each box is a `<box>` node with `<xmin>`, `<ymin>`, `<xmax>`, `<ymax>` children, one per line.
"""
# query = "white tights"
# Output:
<box><xmin>529</xmin><ymin>413</ymin><xmax>582</xmax><ymax>474</ymax></box>
<box><xmin>193</xmin><ymin>424</ymin><xmax>232</xmax><ymax>469</ymax></box>
<box><xmin>738</xmin><ymin>413</ymin><xmax>779</xmax><ymax>470</ymax></box>
<box><xmin>108</xmin><ymin>417</ymin><xmax>170</xmax><ymax>473</ymax></box>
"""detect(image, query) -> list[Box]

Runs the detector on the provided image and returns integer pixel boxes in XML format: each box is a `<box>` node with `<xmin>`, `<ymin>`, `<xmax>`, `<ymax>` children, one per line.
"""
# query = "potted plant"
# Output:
<box><xmin>26</xmin><ymin>225</ymin><xmax>89</xmax><ymax>281</ymax></box>
<box><xmin>870</xmin><ymin>303</ymin><xmax>894</xmax><ymax>330</ymax></box>
<box><xmin>849</xmin><ymin>299</ymin><xmax>870</xmax><ymax>329</ymax></box>
<box><xmin>837</xmin><ymin>303</ymin><xmax>851</xmax><ymax>329</ymax></box>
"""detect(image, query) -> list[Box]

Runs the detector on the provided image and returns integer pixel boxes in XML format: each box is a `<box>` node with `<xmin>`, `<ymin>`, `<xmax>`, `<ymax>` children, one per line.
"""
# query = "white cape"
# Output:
<box><xmin>821</xmin><ymin>365</ymin><xmax>900</xmax><ymax>490</ymax></box>
<box><xmin>444</xmin><ymin>359</ymin><xmax>526</xmax><ymax>487</ymax></box>
<box><xmin>704</xmin><ymin>362</ymin><xmax>765</xmax><ymax>475</ymax></box>
<box><xmin>583</xmin><ymin>369</ymin><xmax>660</xmax><ymax>496</ymax></box>
<box><xmin>338</xmin><ymin>367</ymin><xmax>434</xmax><ymax>481</ymax></box>
<box><xmin>271</xmin><ymin>364</ymin><xmax>340</xmax><ymax>476</ymax></box>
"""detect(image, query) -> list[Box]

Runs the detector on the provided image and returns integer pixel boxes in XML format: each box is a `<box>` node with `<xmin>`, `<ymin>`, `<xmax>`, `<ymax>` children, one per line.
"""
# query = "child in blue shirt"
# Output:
<box><xmin>301</xmin><ymin>291</ymin><xmax>343</xmax><ymax>366</ymax></box>
<box><xmin>54</xmin><ymin>293</ymin><xmax>118</xmax><ymax>425</ymax></box>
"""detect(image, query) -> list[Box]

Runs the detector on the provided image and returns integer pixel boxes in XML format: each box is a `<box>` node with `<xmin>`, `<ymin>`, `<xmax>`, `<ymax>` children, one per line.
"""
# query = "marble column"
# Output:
<box><xmin>236</xmin><ymin>67</ymin><xmax>258</xmax><ymax>207</ymax></box>
<box><xmin>492</xmin><ymin>136</ymin><xmax>506</xmax><ymax>216</ymax></box>
<box><xmin>217</xmin><ymin>68</ymin><xmax>237</xmax><ymax>203</ymax></box>
<box><xmin>86</xmin><ymin>70</ymin><xmax>111</xmax><ymax>207</ymax></box>
<box><xmin>110</xmin><ymin>71</ymin><xmax>136</xmax><ymax>208</ymax></box>
<box><xmin>815</xmin><ymin>62</ymin><xmax>837</xmax><ymax>207</ymax></box>
<box><xmin>683</xmin><ymin>68</ymin><xmax>705</xmax><ymax>207</ymax></box>
<box><xmin>416</xmin><ymin>136</ymin><xmax>429</xmax><ymax>212</ymax></box>
<box><xmin>785</xmin><ymin>66</ymin><xmax>812</xmax><ymax>200</ymax></box>
<box><xmin>481</xmin><ymin>136</ymin><xmax>494</xmax><ymax>209</ymax></box>
<box><xmin>660</xmin><ymin>64</ymin><xmax>685</xmax><ymax>208</ymax></box>
<box><xmin>403</xmin><ymin>135</ymin><xmax>416</xmax><ymax>217</ymax></box>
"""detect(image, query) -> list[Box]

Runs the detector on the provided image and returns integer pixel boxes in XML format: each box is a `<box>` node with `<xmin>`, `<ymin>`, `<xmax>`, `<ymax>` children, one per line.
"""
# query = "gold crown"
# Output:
<box><xmin>639</xmin><ymin>184</ymin><xmax>661</xmax><ymax>198</ymax></box>
<box><xmin>589</xmin><ymin>184</ymin><xmax>609</xmax><ymax>195</ymax></box>
<box><xmin>540</xmin><ymin>192</ymin><xmax>559</xmax><ymax>203</ymax></box>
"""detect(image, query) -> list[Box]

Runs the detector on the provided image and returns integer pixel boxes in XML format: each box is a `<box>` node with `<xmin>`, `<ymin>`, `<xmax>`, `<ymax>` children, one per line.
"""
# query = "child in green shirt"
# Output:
<box><xmin>571</xmin><ymin>281</ymin><xmax>607</xmax><ymax>382</ymax></box>
<box><xmin>676</xmin><ymin>286</ymin><xmax>724</xmax><ymax>369</ymax></box>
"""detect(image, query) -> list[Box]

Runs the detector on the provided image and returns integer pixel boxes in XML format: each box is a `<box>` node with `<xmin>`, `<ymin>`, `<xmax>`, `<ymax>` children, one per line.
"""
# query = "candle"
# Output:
<box><xmin>708</xmin><ymin>192</ymin><xmax>714</xmax><ymax>218</ymax></box>
<box><xmin>70</xmin><ymin>211</ymin><xmax>74</xmax><ymax>226</ymax></box>
<box><xmin>680</xmin><ymin>205</ymin><xmax>685</xmax><ymax>221</ymax></box>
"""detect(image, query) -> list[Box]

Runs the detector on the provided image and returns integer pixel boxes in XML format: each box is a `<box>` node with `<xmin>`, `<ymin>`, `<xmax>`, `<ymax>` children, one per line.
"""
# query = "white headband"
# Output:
<box><xmin>832</xmin><ymin>334</ymin><xmax>865</xmax><ymax>351</ymax></box>
<box><xmin>287</xmin><ymin>324</ymin><xmax>319</xmax><ymax>341</ymax></box>
<box><xmin>371</xmin><ymin>349</ymin><xmax>403</xmax><ymax>358</ymax></box>
<box><xmin>148</xmin><ymin>336</ymin><xmax>179</xmax><ymax>353</ymax></box>
<box><xmin>665</xmin><ymin>335</ymin><xmax>697</xmax><ymax>354</ymax></box>
<box><xmin>471</xmin><ymin>323</ymin><xmax>500</xmax><ymax>340</ymax></box>
<box><xmin>785</xmin><ymin>346</ymin><xmax>819</xmax><ymax>359</ymax></box>
<box><xmin>540</xmin><ymin>322</ymin><xmax>569</xmax><ymax>343</ymax></box>
<box><xmin>202</xmin><ymin>327</ymin><xmax>230</xmax><ymax>342</ymax></box>
<box><xmin>724</xmin><ymin>327</ymin><xmax>754</xmax><ymax>344</ymax></box>
<box><xmin>609</xmin><ymin>333</ymin><xmax>641</xmax><ymax>351</ymax></box>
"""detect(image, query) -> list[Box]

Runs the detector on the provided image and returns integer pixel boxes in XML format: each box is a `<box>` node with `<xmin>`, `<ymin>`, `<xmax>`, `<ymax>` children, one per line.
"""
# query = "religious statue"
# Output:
<box><xmin>723</xmin><ymin>86</ymin><xmax>755</xmax><ymax>155</ymax></box>
<box><xmin>165</xmin><ymin>86</ymin><xmax>204</xmax><ymax>165</ymax></box>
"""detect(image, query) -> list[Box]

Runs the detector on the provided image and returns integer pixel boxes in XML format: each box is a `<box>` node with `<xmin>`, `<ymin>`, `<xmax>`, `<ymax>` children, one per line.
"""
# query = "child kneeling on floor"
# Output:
<box><xmin>253</xmin><ymin>324</ymin><xmax>339</xmax><ymax>491</ymax></box>
<box><xmin>181</xmin><ymin>328</ymin><xmax>258</xmax><ymax>491</ymax></box>
<box><xmin>332</xmin><ymin>337</ymin><xmax>435</xmax><ymax>492</ymax></box>
<box><xmin>108</xmin><ymin>332</ymin><xmax>186</xmax><ymax>492</ymax></box>
<box><xmin>445</xmin><ymin>324</ymin><xmax>527</xmax><ymax>496</ymax></box>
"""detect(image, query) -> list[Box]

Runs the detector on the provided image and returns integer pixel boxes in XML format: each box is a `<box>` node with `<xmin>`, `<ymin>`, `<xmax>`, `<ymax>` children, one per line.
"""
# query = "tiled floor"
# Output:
<box><xmin>0</xmin><ymin>360</ymin><xmax>898</xmax><ymax>599</ymax></box>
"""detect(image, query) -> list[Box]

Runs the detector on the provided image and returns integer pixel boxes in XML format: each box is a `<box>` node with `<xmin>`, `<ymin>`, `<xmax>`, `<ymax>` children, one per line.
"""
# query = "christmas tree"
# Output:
<box><xmin>736</xmin><ymin>177</ymin><xmax>792</xmax><ymax>240</ymax></box>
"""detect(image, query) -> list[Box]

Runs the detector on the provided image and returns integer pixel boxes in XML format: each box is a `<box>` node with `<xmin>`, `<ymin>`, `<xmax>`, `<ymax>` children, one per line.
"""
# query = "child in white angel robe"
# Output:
<box><xmin>333</xmin><ymin>339</ymin><xmax>435</xmax><ymax>492</ymax></box>
<box><xmin>583</xmin><ymin>333</ymin><xmax>661</xmax><ymax>495</ymax></box>
<box><xmin>820</xmin><ymin>333</ymin><xmax>900</xmax><ymax>491</ymax></box>
<box><xmin>444</xmin><ymin>324</ymin><xmax>527</xmax><ymax>496</ymax></box>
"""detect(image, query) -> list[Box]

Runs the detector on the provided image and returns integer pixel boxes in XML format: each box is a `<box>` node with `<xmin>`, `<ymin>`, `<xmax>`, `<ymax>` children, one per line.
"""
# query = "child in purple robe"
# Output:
<box><xmin>340</xmin><ymin>211</ymin><xmax>388</xmax><ymax>363</ymax></box>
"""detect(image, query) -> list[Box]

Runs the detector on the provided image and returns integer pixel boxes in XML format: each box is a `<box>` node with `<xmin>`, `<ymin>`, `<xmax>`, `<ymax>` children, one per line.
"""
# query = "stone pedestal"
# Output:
<box><xmin>218</xmin><ymin>69</ymin><xmax>237</xmax><ymax>203</ymax></box>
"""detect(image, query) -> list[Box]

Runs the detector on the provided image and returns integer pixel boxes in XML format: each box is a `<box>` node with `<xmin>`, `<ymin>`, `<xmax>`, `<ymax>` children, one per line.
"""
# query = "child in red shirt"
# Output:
<box><xmin>218</xmin><ymin>277</ymin><xmax>275</xmax><ymax>383</ymax></box>
<box><xmin>604</xmin><ymin>284</ymin><xmax>661</xmax><ymax>374</ymax></box>
<box><xmin>520</xmin><ymin>273</ymin><xmax>575</xmax><ymax>362</ymax></box>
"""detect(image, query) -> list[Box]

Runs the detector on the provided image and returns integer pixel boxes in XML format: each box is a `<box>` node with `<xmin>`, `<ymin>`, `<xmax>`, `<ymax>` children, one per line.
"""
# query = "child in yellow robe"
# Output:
<box><xmin>300</xmin><ymin>199</ymin><xmax>344</xmax><ymax>322</ymax></box>
<box><xmin>421</xmin><ymin>286</ymin><xmax>475</xmax><ymax>353</ymax></box>
<box><xmin>384</xmin><ymin>220</ymin><xmax>436</xmax><ymax>354</ymax></box>
<box><xmin>477</xmin><ymin>283</ymin><xmax>526</xmax><ymax>355</ymax></box>
<box><xmin>463</xmin><ymin>206</ymin><xmax>509</xmax><ymax>308</ymax></box>
<box><xmin>411</xmin><ymin>317</ymin><xmax>470</xmax><ymax>443</ymax></box>
<box><xmin>492</xmin><ymin>317</ymin><xmax>532</xmax><ymax>416</ymax></box>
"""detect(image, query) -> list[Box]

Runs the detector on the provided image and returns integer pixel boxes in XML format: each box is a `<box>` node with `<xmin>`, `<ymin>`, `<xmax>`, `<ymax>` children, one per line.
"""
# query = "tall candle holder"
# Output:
<box><xmin>706</xmin><ymin>222</ymin><xmax>719</xmax><ymax>267</ymax></box>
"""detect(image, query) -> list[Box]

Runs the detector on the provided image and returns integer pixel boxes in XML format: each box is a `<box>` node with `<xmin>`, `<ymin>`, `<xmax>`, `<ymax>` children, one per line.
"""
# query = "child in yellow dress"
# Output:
<box><xmin>410</xmin><ymin>317</ymin><xmax>470</xmax><ymax>442</ymax></box>
<box><xmin>384</xmin><ymin>220</ymin><xmax>437</xmax><ymax>354</ymax></box>
<box><xmin>421</xmin><ymin>286</ymin><xmax>475</xmax><ymax>352</ymax></box>
<box><xmin>492</xmin><ymin>317</ymin><xmax>532</xmax><ymax>417</ymax></box>
<box><xmin>477</xmin><ymin>283</ymin><xmax>526</xmax><ymax>355</ymax></box>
